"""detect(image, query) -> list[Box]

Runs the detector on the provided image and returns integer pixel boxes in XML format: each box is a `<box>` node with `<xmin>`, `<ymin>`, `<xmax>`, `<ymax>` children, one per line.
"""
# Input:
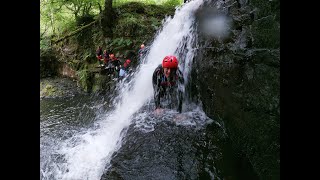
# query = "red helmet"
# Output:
<box><xmin>126</xmin><ymin>59</ymin><xmax>131</xmax><ymax>64</ymax></box>
<box><xmin>162</xmin><ymin>55</ymin><xmax>178</xmax><ymax>68</ymax></box>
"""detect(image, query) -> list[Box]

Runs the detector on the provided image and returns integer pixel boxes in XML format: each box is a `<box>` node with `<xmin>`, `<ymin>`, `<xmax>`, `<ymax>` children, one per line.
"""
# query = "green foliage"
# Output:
<box><xmin>40</xmin><ymin>0</ymin><xmax>103</xmax><ymax>38</ymax></box>
<box><xmin>113</xmin><ymin>2</ymin><xmax>175</xmax><ymax>20</ymax></box>
<box><xmin>41</xmin><ymin>0</ymin><xmax>181</xmax><ymax>41</ymax></box>
<box><xmin>113</xmin><ymin>0</ymin><xmax>183</xmax><ymax>7</ymax></box>
<box><xmin>113</xmin><ymin>3</ymin><xmax>173</xmax><ymax>39</ymax></box>
<box><xmin>120</xmin><ymin>12</ymin><xmax>143</xmax><ymax>24</ymax></box>
<box><xmin>54</xmin><ymin>0</ymin><xmax>102</xmax><ymax>18</ymax></box>
<box><xmin>92</xmin><ymin>73</ymin><xmax>108</xmax><ymax>92</ymax></box>
<box><xmin>69</xmin><ymin>60</ymin><xmax>82</xmax><ymax>70</ymax></box>
<box><xmin>76</xmin><ymin>15</ymin><xmax>95</xmax><ymax>26</ymax></box>
<box><xmin>115</xmin><ymin>13</ymin><xmax>147</xmax><ymax>37</ymax></box>
<box><xmin>41</xmin><ymin>0</ymin><xmax>179</xmax><ymax>92</ymax></box>
<box><xmin>40</xmin><ymin>83</ymin><xmax>65</xmax><ymax>97</ymax></box>
<box><xmin>91</xmin><ymin>26</ymin><xmax>104</xmax><ymax>45</ymax></box>
<box><xmin>76</xmin><ymin>66</ymin><xmax>90</xmax><ymax>91</ymax></box>
<box><xmin>60</xmin><ymin>19</ymin><xmax>78</xmax><ymax>33</ymax></box>
<box><xmin>143</xmin><ymin>4</ymin><xmax>176</xmax><ymax>19</ymax></box>
<box><xmin>113</xmin><ymin>0</ymin><xmax>156</xmax><ymax>7</ymax></box>
<box><xmin>41</xmin><ymin>84</ymin><xmax>55</xmax><ymax>96</ymax></box>
<box><xmin>40</xmin><ymin>37</ymin><xmax>52</xmax><ymax>51</ymax></box>
<box><xmin>81</xmin><ymin>50</ymin><xmax>95</xmax><ymax>63</ymax></box>
<box><xmin>108</xmin><ymin>37</ymin><xmax>133</xmax><ymax>52</ymax></box>
<box><xmin>162</xmin><ymin>0</ymin><xmax>182</xmax><ymax>7</ymax></box>
<box><xmin>77</xmin><ymin>68</ymin><xmax>88</xmax><ymax>82</ymax></box>
<box><xmin>149</xmin><ymin>17</ymin><xmax>162</xmax><ymax>30</ymax></box>
<box><xmin>114</xmin><ymin>1</ymin><xmax>147</xmax><ymax>12</ymax></box>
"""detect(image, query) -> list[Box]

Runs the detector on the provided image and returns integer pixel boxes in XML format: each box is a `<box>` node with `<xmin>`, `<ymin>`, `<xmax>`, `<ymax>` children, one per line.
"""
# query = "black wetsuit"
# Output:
<box><xmin>138</xmin><ymin>48</ymin><xmax>147</xmax><ymax>57</ymax></box>
<box><xmin>152</xmin><ymin>64</ymin><xmax>184</xmax><ymax>113</ymax></box>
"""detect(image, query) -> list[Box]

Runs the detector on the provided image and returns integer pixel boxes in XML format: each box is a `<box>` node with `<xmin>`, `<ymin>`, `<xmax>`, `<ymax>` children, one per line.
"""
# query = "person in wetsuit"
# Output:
<box><xmin>152</xmin><ymin>55</ymin><xmax>184</xmax><ymax>113</ymax></box>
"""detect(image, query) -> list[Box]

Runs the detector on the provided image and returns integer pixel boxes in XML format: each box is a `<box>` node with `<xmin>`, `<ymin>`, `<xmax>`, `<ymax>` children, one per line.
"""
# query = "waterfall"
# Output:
<box><xmin>42</xmin><ymin>1</ymin><xmax>206</xmax><ymax>179</ymax></box>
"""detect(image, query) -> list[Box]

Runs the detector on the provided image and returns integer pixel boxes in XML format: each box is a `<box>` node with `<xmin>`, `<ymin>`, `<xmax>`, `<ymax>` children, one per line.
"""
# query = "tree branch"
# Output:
<box><xmin>65</xmin><ymin>4</ymin><xmax>76</xmax><ymax>12</ymax></box>
<box><xmin>41</xmin><ymin>24</ymin><xmax>49</xmax><ymax>38</ymax></box>
<box><xmin>52</xmin><ymin>19</ymin><xmax>98</xmax><ymax>44</ymax></box>
<box><xmin>97</xmin><ymin>2</ymin><xmax>102</xmax><ymax>13</ymax></box>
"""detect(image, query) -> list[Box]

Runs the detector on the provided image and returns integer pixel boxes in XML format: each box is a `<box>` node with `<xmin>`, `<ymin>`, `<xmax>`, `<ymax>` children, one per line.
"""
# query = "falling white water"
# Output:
<box><xmin>44</xmin><ymin>1</ymin><xmax>206</xmax><ymax>180</ymax></box>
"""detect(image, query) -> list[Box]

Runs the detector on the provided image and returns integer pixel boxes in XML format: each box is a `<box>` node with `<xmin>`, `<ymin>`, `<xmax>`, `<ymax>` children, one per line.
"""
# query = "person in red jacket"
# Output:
<box><xmin>123</xmin><ymin>59</ymin><xmax>131</xmax><ymax>71</ymax></box>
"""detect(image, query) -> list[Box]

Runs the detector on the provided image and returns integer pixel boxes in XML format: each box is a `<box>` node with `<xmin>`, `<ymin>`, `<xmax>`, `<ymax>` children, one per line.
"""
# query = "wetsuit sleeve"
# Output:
<box><xmin>177</xmin><ymin>69</ymin><xmax>184</xmax><ymax>113</ymax></box>
<box><xmin>152</xmin><ymin>68</ymin><xmax>161</xmax><ymax>109</ymax></box>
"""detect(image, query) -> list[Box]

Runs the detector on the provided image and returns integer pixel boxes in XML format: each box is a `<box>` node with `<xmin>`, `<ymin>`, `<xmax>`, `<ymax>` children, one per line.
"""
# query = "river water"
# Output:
<box><xmin>40</xmin><ymin>95</ymin><xmax>258</xmax><ymax>180</ymax></box>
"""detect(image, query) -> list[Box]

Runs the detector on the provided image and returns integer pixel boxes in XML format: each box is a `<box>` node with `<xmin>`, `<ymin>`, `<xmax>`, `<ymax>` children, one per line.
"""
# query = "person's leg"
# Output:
<box><xmin>98</xmin><ymin>59</ymin><xmax>103</xmax><ymax>66</ymax></box>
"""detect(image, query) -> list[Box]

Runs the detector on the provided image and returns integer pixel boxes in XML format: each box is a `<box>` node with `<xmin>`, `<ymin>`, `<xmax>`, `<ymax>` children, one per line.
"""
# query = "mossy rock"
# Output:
<box><xmin>40</xmin><ymin>84</ymin><xmax>64</xmax><ymax>97</ymax></box>
<box><xmin>115</xmin><ymin>2</ymin><xmax>146</xmax><ymax>14</ymax></box>
<box><xmin>92</xmin><ymin>73</ymin><xmax>108</xmax><ymax>93</ymax></box>
<box><xmin>115</xmin><ymin>14</ymin><xmax>148</xmax><ymax>37</ymax></box>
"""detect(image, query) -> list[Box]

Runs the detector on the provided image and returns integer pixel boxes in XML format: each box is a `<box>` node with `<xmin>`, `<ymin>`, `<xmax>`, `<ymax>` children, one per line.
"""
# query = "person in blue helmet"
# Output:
<box><xmin>119</xmin><ymin>59</ymin><xmax>131</xmax><ymax>80</ymax></box>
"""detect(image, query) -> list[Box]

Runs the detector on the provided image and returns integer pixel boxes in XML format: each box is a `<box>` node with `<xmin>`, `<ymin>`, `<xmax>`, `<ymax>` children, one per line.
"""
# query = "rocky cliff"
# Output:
<box><xmin>191</xmin><ymin>0</ymin><xmax>280</xmax><ymax>179</ymax></box>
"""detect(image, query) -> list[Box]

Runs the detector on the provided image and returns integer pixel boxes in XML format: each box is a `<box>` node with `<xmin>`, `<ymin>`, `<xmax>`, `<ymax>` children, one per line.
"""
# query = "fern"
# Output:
<box><xmin>76</xmin><ymin>68</ymin><xmax>88</xmax><ymax>82</ymax></box>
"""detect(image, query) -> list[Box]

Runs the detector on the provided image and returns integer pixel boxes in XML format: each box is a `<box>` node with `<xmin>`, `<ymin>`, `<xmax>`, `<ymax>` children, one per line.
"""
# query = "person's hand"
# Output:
<box><xmin>174</xmin><ymin>114</ymin><xmax>185</xmax><ymax>122</ymax></box>
<box><xmin>154</xmin><ymin>108</ymin><xmax>163</xmax><ymax>116</ymax></box>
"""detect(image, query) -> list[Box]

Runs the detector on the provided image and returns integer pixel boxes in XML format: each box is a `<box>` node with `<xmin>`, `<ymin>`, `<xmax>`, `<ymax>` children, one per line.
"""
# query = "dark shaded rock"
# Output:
<box><xmin>191</xmin><ymin>0</ymin><xmax>280</xmax><ymax>179</ymax></box>
<box><xmin>40</xmin><ymin>49</ymin><xmax>60</xmax><ymax>78</ymax></box>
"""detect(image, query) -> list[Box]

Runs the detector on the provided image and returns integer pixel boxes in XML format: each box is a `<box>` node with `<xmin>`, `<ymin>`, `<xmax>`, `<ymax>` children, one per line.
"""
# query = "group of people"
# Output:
<box><xmin>95</xmin><ymin>43</ymin><xmax>148</xmax><ymax>80</ymax></box>
<box><xmin>96</xmin><ymin>46</ymin><xmax>132</xmax><ymax>80</ymax></box>
<box><xmin>96</xmin><ymin>44</ymin><xmax>185</xmax><ymax>114</ymax></box>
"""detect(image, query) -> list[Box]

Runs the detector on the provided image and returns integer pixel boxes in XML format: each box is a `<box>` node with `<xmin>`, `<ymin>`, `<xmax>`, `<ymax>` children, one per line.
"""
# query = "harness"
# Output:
<box><xmin>159</xmin><ymin>73</ymin><xmax>177</xmax><ymax>87</ymax></box>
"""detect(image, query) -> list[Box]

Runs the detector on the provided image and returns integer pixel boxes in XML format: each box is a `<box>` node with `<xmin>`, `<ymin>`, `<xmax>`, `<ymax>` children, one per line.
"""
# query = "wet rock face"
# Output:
<box><xmin>192</xmin><ymin>0</ymin><xmax>279</xmax><ymax>179</ymax></box>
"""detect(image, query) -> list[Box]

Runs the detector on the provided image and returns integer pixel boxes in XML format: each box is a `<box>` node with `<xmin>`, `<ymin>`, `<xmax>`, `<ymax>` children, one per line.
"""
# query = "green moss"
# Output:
<box><xmin>114</xmin><ymin>2</ymin><xmax>146</xmax><ymax>13</ymax></box>
<box><xmin>40</xmin><ymin>83</ymin><xmax>64</xmax><ymax>97</ymax></box>
<box><xmin>41</xmin><ymin>84</ymin><xmax>54</xmax><ymax>97</ymax></box>
<box><xmin>115</xmin><ymin>14</ymin><xmax>147</xmax><ymax>37</ymax></box>
<box><xmin>76</xmin><ymin>67</ymin><xmax>91</xmax><ymax>92</ymax></box>
<box><xmin>144</xmin><ymin>4</ymin><xmax>175</xmax><ymax>23</ymax></box>
<box><xmin>92</xmin><ymin>73</ymin><xmax>108</xmax><ymax>93</ymax></box>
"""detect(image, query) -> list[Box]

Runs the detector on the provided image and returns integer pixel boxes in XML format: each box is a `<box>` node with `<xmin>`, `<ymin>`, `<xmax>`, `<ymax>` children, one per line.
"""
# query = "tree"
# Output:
<box><xmin>63</xmin><ymin>0</ymin><xmax>90</xmax><ymax>19</ymax></box>
<box><xmin>40</xmin><ymin>0</ymin><xmax>61</xmax><ymax>35</ymax></box>
<box><xmin>101</xmin><ymin>0</ymin><xmax>113</xmax><ymax>38</ymax></box>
